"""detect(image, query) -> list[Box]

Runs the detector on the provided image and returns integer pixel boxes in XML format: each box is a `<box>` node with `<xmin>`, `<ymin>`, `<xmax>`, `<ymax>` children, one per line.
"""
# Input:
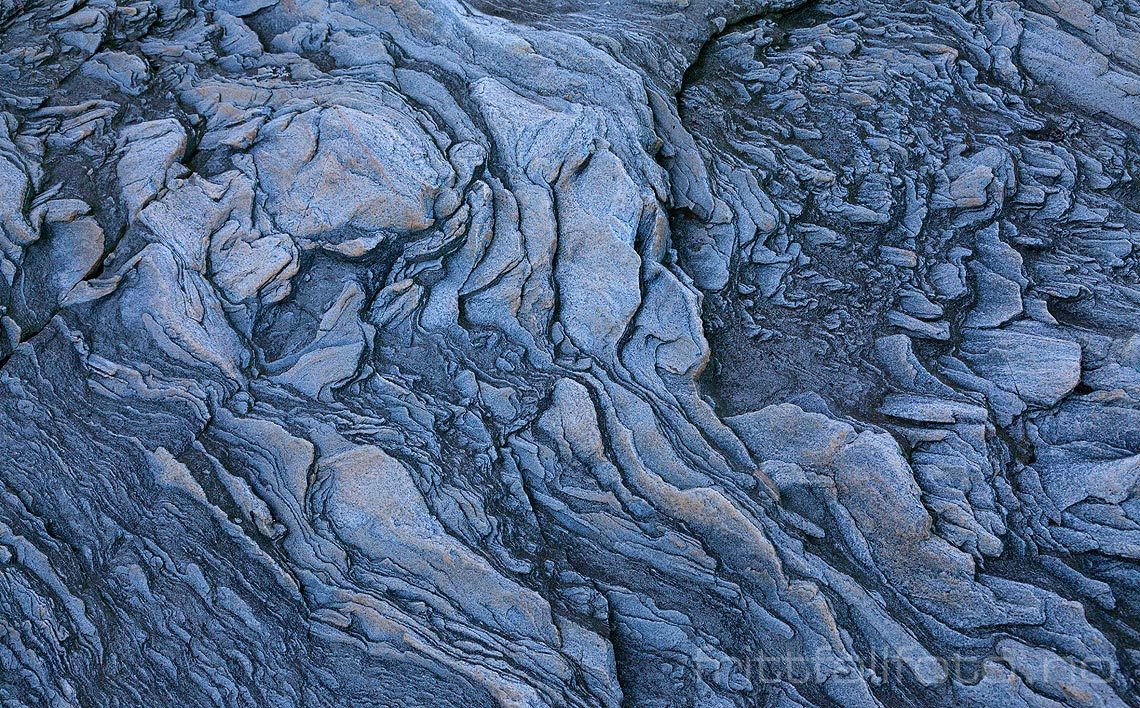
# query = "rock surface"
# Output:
<box><xmin>1</xmin><ymin>0</ymin><xmax>1139</xmax><ymax>705</ymax></box>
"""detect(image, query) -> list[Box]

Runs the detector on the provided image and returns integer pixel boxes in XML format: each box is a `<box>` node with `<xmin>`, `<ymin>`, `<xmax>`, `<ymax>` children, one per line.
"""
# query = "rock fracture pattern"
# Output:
<box><xmin>1</xmin><ymin>0</ymin><xmax>1140</xmax><ymax>705</ymax></box>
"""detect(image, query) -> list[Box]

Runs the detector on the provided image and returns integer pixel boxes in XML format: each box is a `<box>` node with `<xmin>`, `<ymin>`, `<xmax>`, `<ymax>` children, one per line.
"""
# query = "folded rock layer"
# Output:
<box><xmin>0</xmin><ymin>0</ymin><xmax>1138</xmax><ymax>705</ymax></box>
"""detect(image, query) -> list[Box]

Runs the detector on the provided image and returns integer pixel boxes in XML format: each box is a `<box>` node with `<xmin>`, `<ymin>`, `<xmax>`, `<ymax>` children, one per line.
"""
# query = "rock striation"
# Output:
<box><xmin>1</xmin><ymin>0</ymin><xmax>1139</xmax><ymax>705</ymax></box>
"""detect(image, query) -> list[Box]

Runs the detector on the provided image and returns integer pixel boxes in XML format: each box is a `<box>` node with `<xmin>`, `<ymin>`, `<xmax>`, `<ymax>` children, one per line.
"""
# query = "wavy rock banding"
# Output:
<box><xmin>1</xmin><ymin>0</ymin><xmax>1139</xmax><ymax>705</ymax></box>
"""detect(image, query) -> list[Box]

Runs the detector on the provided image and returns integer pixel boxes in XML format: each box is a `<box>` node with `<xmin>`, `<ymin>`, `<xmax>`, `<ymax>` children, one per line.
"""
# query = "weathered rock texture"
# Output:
<box><xmin>1</xmin><ymin>0</ymin><xmax>1139</xmax><ymax>705</ymax></box>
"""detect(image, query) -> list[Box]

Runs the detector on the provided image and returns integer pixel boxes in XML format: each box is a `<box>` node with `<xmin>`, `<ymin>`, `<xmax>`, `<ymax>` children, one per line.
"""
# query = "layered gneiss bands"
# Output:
<box><xmin>673</xmin><ymin>0</ymin><xmax>1140</xmax><ymax>702</ymax></box>
<box><xmin>0</xmin><ymin>0</ymin><xmax>1138</xmax><ymax>706</ymax></box>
